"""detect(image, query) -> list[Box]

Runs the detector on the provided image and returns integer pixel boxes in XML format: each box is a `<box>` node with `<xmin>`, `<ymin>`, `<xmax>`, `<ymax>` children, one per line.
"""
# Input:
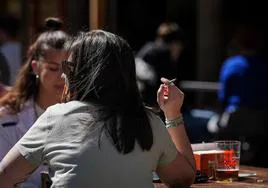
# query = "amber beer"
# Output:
<box><xmin>215</xmin><ymin>168</ymin><xmax>239</xmax><ymax>181</ymax></box>
<box><xmin>214</xmin><ymin>141</ymin><xmax>241</xmax><ymax>182</ymax></box>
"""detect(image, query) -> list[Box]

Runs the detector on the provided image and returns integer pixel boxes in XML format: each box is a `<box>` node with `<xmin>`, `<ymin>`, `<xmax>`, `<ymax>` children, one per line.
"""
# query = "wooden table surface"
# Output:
<box><xmin>154</xmin><ymin>165</ymin><xmax>268</xmax><ymax>188</ymax></box>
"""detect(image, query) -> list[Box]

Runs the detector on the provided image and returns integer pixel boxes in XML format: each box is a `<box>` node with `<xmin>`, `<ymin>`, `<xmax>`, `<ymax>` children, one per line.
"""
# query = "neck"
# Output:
<box><xmin>35</xmin><ymin>91</ymin><xmax>60</xmax><ymax>109</ymax></box>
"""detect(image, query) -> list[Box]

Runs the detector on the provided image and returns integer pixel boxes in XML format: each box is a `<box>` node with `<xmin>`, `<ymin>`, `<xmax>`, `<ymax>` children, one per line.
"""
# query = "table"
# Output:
<box><xmin>154</xmin><ymin>166</ymin><xmax>268</xmax><ymax>188</ymax></box>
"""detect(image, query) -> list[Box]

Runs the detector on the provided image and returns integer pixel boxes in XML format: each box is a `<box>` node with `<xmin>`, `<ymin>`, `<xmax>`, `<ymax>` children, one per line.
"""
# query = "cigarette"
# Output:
<box><xmin>166</xmin><ymin>78</ymin><xmax>177</xmax><ymax>85</ymax></box>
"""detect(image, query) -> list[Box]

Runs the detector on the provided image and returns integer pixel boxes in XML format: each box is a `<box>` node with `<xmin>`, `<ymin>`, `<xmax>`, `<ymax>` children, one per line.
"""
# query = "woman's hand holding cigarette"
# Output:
<box><xmin>157</xmin><ymin>77</ymin><xmax>184</xmax><ymax>119</ymax></box>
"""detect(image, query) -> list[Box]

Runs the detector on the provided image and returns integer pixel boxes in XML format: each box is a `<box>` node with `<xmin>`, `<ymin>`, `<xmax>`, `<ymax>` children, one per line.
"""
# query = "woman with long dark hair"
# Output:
<box><xmin>0</xmin><ymin>30</ymin><xmax>195</xmax><ymax>188</ymax></box>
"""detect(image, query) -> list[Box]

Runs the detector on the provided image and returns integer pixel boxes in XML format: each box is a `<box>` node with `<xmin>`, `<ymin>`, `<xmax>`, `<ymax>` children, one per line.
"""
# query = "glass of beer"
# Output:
<box><xmin>214</xmin><ymin>140</ymin><xmax>241</xmax><ymax>182</ymax></box>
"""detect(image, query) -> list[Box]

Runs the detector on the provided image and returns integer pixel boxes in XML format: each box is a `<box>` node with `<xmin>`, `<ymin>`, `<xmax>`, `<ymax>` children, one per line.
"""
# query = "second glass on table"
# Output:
<box><xmin>214</xmin><ymin>140</ymin><xmax>241</xmax><ymax>182</ymax></box>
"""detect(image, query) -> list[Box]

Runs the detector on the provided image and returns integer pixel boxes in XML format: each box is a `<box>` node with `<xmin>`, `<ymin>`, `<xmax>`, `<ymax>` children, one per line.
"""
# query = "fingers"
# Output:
<box><xmin>160</xmin><ymin>77</ymin><xmax>176</xmax><ymax>85</ymax></box>
<box><xmin>160</xmin><ymin>77</ymin><xmax>171</xmax><ymax>84</ymax></box>
<box><xmin>157</xmin><ymin>78</ymin><xmax>185</xmax><ymax>113</ymax></box>
<box><xmin>161</xmin><ymin>77</ymin><xmax>183</xmax><ymax>94</ymax></box>
<box><xmin>157</xmin><ymin>84</ymin><xmax>166</xmax><ymax>107</ymax></box>
<box><xmin>160</xmin><ymin>78</ymin><xmax>184</xmax><ymax>101</ymax></box>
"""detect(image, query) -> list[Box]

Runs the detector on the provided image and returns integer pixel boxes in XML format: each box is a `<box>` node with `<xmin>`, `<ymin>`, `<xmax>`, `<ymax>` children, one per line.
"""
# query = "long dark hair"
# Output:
<box><xmin>0</xmin><ymin>18</ymin><xmax>69</xmax><ymax>113</ymax></box>
<box><xmin>64</xmin><ymin>30</ymin><xmax>153</xmax><ymax>154</ymax></box>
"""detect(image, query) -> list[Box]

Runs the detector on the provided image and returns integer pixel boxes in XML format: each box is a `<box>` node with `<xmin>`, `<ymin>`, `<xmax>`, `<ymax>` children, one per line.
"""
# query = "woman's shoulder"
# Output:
<box><xmin>0</xmin><ymin>98</ymin><xmax>36</xmax><ymax>123</ymax></box>
<box><xmin>145</xmin><ymin>109</ymin><xmax>165</xmax><ymax>131</ymax></box>
<box><xmin>0</xmin><ymin>105</ymin><xmax>17</xmax><ymax>118</ymax></box>
<box><xmin>46</xmin><ymin>101</ymin><xmax>92</xmax><ymax>116</ymax></box>
<box><xmin>221</xmin><ymin>55</ymin><xmax>250</xmax><ymax>75</ymax></box>
<box><xmin>223</xmin><ymin>55</ymin><xmax>249</xmax><ymax>68</ymax></box>
<box><xmin>0</xmin><ymin>106</ymin><xmax>19</xmax><ymax>128</ymax></box>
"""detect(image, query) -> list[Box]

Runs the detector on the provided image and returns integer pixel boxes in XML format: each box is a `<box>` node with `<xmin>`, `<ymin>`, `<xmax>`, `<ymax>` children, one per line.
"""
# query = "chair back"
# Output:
<box><xmin>41</xmin><ymin>171</ymin><xmax>52</xmax><ymax>188</ymax></box>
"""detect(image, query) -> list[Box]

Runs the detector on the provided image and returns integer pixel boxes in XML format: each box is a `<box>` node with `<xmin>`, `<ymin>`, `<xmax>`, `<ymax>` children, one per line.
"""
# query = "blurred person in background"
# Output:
<box><xmin>0</xmin><ymin>17</ymin><xmax>70</xmax><ymax>187</ymax></box>
<box><xmin>136</xmin><ymin>22</ymin><xmax>214</xmax><ymax>143</ymax></box>
<box><xmin>136</xmin><ymin>22</ymin><xmax>184</xmax><ymax>108</ymax></box>
<box><xmin>0</xmin><ymin>14</ymin><xmax>21</xmax><ymax>85</ymax></box>
<box><xmin>0</xmin><ymin>30</ymin><xmax>195</xmax><ymax>188</ymax></box>
<box><xmin>209</xmin><ymin>22</ymin><xmax>268</xmax><ymax>167</ymax></box>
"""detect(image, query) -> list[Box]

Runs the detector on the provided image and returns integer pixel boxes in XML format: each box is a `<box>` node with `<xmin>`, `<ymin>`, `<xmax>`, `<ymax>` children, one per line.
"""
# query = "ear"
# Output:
<box><xmin>31</xmin><ymin>60</ymin><xmax>40</xmax><ymax>76</ymax></box>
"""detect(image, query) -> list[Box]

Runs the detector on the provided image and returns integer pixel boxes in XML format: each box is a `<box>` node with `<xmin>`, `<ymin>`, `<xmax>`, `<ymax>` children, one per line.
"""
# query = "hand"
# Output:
<box><xmin>157</xmin><ymin>77</ymin><xmax>184</xmax><ymax>119</ymax></box>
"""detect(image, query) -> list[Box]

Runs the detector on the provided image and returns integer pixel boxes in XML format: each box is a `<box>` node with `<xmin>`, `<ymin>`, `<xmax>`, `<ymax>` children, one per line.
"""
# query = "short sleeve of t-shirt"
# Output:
<box><xmin>15</xmin><ymin>107</ymin><xmax>53</xmax><ymax>166</ymax></box>
<box><xmin>149</xmin><ymin>112</ymin><xmax>177</xmax><ymax>168</ymax></box>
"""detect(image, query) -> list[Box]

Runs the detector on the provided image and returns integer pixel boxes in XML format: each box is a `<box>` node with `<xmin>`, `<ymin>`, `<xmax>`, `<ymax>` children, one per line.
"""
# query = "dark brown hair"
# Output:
<box><xmin>62</xmin><ymin>30</ymin><xmax>153</xmax><ymax>154</ymax></box>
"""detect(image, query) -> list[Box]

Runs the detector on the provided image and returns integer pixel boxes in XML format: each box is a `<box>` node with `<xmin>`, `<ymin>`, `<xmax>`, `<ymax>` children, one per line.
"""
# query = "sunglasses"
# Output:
<box><xmin>61</xmin><ymin>60</ymin><xmax>74</xmax><ymax>76</ymax></box>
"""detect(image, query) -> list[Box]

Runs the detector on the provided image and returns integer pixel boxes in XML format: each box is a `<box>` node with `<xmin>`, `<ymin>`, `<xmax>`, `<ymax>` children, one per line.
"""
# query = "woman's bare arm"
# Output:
<box><xmin>0</xmin><ymin>146</ymin><xmax>37</xmax><ymax>188</ymax></box>
<box><xmin>156</xmin><ymin>78</ymin><xmax>196</xmax><ymax>187</ymax></box>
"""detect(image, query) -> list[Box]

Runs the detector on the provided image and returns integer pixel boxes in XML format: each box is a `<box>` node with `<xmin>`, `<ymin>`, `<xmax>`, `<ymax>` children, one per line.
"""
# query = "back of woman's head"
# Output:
<box><xmin>0</xmin><ymin>17</ymin><xmax>69</xmax><ymax>112</ymax></box>
<box><xmin>70</xmin><ymin>30</ymin><xmax>138</xmax><ymax>107</ymax></box>
<box><xmin>66</xmin><ymin>30</ymin><xmax>153</xmax><ymax>154</ymax></box>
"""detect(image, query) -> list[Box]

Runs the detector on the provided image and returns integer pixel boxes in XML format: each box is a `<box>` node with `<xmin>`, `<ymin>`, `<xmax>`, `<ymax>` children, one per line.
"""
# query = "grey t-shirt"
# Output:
<box><xmin>16</xmin><ymin>101</ymin><xmax>177</xmax><ymax>188</ymax></box>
